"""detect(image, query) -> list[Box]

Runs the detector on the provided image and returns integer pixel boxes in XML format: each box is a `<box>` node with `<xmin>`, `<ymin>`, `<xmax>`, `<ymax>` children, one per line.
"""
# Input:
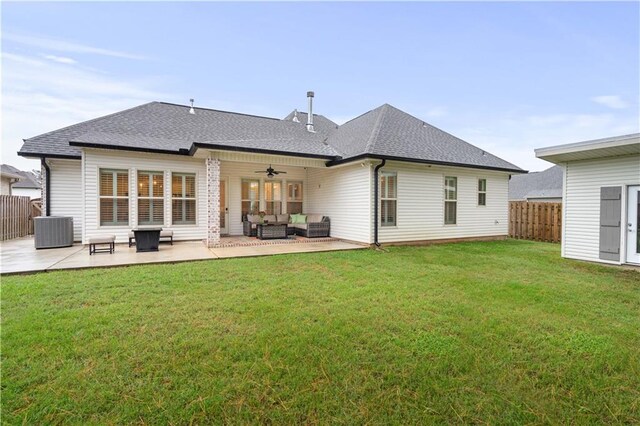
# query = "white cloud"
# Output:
<box><xmin>42</xmin><ymin>54</ymin><xmax>77</xmax><ymax>64</ymax></box>
<box><xmin>1</xmin><ymin>52</ymin><xmax>168</xmax><ymax>170</ymax></box>
<box><xmin>454</xmin><ymin>111</ymin><xmax>639</xmax><ymax>172</ymax></box>
<box><xmin>591</xmin><ymin>95</ymin><xmax>629</xmax><ymax>109</ymax></box>
<box><xmin>4</xmin><ymin>33</ymin><xmax>148</xmax><ymax>60</ymax></box>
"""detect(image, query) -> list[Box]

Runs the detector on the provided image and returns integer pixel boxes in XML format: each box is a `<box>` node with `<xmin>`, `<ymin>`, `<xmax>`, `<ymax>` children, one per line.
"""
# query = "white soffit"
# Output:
<box><xmin>535</xmin><ymin>133</ymin><xmax>640</xmax><ymax>163</ymax></box>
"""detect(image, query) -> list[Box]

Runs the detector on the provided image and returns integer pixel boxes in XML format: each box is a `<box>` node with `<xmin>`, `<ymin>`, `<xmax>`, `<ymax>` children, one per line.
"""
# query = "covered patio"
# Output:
<box><xmin>0</xmin><ymin>236</ymin><xmax>366</xmax><ymax>275</ymax></box>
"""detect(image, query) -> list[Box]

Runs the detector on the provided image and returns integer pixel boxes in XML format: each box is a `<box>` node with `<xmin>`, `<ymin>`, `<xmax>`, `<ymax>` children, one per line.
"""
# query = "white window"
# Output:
<box><xmin>138</xmin><ymin>171</ymin><xmax>164</xmax><ymax>225</ymax></box>
<box><xmin>380</xmin><ymin>172</ymin><xmax>397</xmax><ymax>227</ymax></box>
<box><xmin>264</xmin><ymin>180</ymin><xmax>282</xmax><ymax>215</ymax></box>
<box><xmin>241</xmin><ymin>179</ymin><xmax>260</xmax><ymax>220</ymax></box>
<box><xmin>287</xmin><ymin>181</ymin><xmax>303</xmax><ymax>214</ymax></box>
<box><xmin>478</xmin><ymin>179</ymin><xmax>487</xmax><ymax>206</ymax></box>
<box><xmin>172</xmin><ymin>173</ymin><xmax>196</xmax><ymax>225</ymax></box>
<box><xmin>444</xmin><ymin>176</ymin><xmax>457</xmax><ymax>225</ymax></box>
<box><xmin>99</xmin><ymin>169</ymin><xmax>129</xmax><ymax>226</ymax></box>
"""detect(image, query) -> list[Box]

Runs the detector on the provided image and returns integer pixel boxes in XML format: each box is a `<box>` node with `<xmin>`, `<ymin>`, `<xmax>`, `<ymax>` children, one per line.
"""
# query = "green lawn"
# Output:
<box><xmin>2</xmin><ymin>240</ymin><xmax>639</xmax><ymax>424</ymax></box>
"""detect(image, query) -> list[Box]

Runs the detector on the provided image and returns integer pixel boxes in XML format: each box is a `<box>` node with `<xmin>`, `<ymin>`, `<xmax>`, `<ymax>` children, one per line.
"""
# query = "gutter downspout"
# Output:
<box><xmin>373</xmin><ymin>159</ymin><xmax>386</xmax><ymax>247</ymax></box>
<box><xmin>41</xmin><ymin>157</ymin><xmax>50</xmax><ymax>216</ymax></box>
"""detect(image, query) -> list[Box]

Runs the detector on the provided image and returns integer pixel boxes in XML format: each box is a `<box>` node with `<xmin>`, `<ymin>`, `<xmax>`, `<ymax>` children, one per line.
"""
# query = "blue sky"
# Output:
<box><xmin>2</xmin><ymin>2</ymin><xmax>639</xmax><ymax>171</ymax></box>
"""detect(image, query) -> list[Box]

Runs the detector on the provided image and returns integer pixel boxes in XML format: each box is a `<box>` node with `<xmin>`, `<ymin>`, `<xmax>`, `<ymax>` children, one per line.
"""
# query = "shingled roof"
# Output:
<box><xmin>0</xmin><ymin>164</ymin><xmax>40</xmax><ymax>188</ymax></box>
<box><xmin>19</xmin><ymin>101</ymin><xmax>524</xmax><ymax>172</ymax></box>
<box><xmin>509</xmin><ymin>165</ymin><xmax>563</xmax><ymax>201</ymax></box>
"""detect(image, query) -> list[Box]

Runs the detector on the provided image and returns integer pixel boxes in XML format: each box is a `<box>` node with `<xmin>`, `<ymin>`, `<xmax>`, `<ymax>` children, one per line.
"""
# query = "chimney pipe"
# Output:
<box><xmin>306</xmin><ymin>91</ymin><xmax>314</xmax><ymax>132</ymax></box>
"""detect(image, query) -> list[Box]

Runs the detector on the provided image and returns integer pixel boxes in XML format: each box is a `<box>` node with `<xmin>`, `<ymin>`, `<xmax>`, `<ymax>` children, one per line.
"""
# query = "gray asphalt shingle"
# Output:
<box><xmin>19</xmin><ymin>101</ymin><xmax>524</xmax><ymax>172</ymax></box>
<box><xmin>508</xmin><ymin>165</ymin><xmax>563</xmax><ymax>200</ymax></box>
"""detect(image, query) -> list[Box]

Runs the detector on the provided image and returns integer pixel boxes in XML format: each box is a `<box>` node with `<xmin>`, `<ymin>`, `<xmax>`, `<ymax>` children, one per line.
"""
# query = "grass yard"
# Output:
<box><xmin>2</xmin><ymin>240</ymin><xmax>639</xmax><ymax>424</ymax></box>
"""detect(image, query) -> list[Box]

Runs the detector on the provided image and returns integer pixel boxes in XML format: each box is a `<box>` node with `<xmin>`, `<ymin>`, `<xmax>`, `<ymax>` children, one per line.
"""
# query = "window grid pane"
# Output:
<box><xmin>445</xmin><ymin>201</ymin><xmax>457</xmax><ymax>225</ymax></box>
<box><xmin>241</xmin><ymin>180</ymin><xmax>260</xmax><ymax>221</ymax></box>
<box><xmin>478</xmin><ymin>179</ymin><xmax>487</xmax><ymax>206</ymax></box>
<box><xmin>380</xmin><ymin>172</ymin><xmax>397</xmax><ymax>227</ymax></box>
<box><xmin>100</xmin><ymin>169</ymin><xmax>128</xmax><ymax>226</ymax></box>
<box><xmin>445</xmin><ymin>176</ymin><xmax>457</xmax><ymax>201</ymax></box>
<box><xmin>171</xmin><ymin>173</ymin><xmax>196</xmax><ymax>225</ymax></box>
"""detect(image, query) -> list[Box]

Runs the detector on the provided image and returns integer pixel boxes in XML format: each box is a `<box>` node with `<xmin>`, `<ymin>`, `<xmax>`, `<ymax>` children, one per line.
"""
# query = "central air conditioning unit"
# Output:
<box><xmin>34</xmin><ymin>216</ymin><xmax>74</xmax><ymax>249</ymax></box>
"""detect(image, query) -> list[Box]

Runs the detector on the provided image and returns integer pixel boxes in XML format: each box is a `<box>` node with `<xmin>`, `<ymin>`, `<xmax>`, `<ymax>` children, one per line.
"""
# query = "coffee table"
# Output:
<box><xmin>256</xmin><ymin>223</ymin><xmax>288</xmax><ymax>240</ymax></box>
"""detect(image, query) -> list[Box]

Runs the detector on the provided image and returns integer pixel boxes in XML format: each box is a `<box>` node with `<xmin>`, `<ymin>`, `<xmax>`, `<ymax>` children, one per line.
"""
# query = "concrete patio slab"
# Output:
<box><xmin>210</xmin><ymin>240</ymin><xmax>365</xmax><ymax>258</ymax></box>
<box><xmin>0</xmin><ymin>237</ymin><xmax>84</xmax><ymax>275</ymax></box>
<box><xmin>1</xmin><ymin>237</ymin><xmax>367</xmax><ymax>275</ymax></box>
<box><xmin>49</xmin><ymin>241</ymin><xmax>216</xmax><ymax>271</ymax></box>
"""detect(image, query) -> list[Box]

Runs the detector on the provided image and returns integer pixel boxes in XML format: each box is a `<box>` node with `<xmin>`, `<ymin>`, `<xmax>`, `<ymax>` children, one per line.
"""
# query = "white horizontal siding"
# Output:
<box><xmin>219</xmin><ymin>162</ymin><xmax>307</xmax><ymax>235</ymax></box>
<box><xmin>377</xmin><ymin>161</ymin><xmax>509</xmax><ymax>243</ymax></box>
<box><xmin>563</xmin><ymin>154</ymin><xmax>640</xmax><ymax>263</ymax></box>
<box><xmin>11</xmin><ymin>187</ymin><xmax>41</xmax><ymax>199</ymax></box>
<box><xmin>210</xmin><ymin>150</ymin><xmax>326</xmax><ymax>168</ymax></box>
<box><xmin>49</xmin><ymin>159</ymin><xmax>83</xmax><ymax>241</ymax></box>
<box><xmin>83</xmin><ymin>149</ymin><xmax>207</xmax><ymax>244</ymax></box>
<box><xmin>306</xmin><ymin>163</ymin><xmax>372</xmax><ymax>244</ymax></box>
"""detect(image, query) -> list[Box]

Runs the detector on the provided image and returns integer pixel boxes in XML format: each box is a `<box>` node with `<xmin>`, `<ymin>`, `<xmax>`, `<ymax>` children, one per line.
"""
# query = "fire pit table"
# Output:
<box><xmin>256</xmin><ymin>223</ymin><xmax>288</xmax><ymax>240</ymax></box>
<box><xmin>132</xmin><ymin>228</ymin><xmax>162</xmax><ymax>252</ymax></box>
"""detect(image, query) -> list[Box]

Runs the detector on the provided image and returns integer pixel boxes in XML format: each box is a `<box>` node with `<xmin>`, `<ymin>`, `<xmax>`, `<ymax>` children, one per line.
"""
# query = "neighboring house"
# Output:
<box><xmin>0</xmin><ymin>164</ymin><xmax>41</xmax><ymax>199</ymax></box>
<box><xmin>0</xmin><ymin>165</ymin><xmax>24</xmax><ymax>196</ymax></box>
<box><xmin>508</xmin><ymin>165</ymin><xmax>563</xmax><ymax>203</ymax></box>
<box><xmin>536</xmin><ymin>133</ymin><xmax>640</xmax><ymax>266</ymax></box>
<box><xmin>18</xmin><ymin>93</ymin><xmax>524</xmax><ymax>246</ymax></box>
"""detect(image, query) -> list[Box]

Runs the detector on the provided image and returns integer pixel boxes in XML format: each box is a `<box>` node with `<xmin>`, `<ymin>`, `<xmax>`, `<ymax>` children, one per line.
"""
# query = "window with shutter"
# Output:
<box><xmin>100</xmin><ymin>169</ymin><xmax>129</xmax><ymax>226</ymax></box>
<box><xmin>172</xmin><ymin>173</ymin><xmax>196</xmax><ymax>225</ymax></box>
<box><xmin>138</xmin><ymin>171</ymin><xmax>164</xmax><ymax>225</ymax></box>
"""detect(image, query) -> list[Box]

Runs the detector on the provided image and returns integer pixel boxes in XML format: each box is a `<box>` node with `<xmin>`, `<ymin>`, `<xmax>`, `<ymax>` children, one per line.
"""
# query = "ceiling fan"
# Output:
<box><xmin>254</xmin><ymin>165</ymin><xmax>287</xmax><ymax>178</ymax></box>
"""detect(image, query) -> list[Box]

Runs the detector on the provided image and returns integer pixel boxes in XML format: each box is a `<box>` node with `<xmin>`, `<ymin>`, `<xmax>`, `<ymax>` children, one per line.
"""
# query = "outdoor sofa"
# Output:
<box><xmin>243</xmin><ymin>214</ymin><xmax>330</xmax><ymax>238</ymax></box>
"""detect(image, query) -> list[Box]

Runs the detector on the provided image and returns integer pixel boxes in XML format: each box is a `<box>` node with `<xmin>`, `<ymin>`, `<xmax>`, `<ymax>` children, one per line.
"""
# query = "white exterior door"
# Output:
<box><xmin>220</xmin><ymin>179</ymin><xmax>228</xmax><ymax>235</ymax></box>
<box><xmin>626</xmin><ymin>185</ymin><xmax>640</xmax><ymax>264</ymax></box>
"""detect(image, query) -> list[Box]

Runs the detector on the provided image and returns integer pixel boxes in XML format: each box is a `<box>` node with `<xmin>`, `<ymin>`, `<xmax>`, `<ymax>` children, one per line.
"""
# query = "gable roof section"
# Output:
<box><xmin>19</xmin><ymin>100</ymin><xmax>524</xmax><ymax>172</ymax></box>
<box><xmin>326</xmin><ymin>104</ymin><xmax>523</xmax><ymax>172</ymax></box>
<box><xmin>1</xmin><ymin>165</ymin><xmax>41</xmax><ymax>188</ymax></box>
<box><xmin>508</xmin><ymin>165</ymin><xmax>563</xmax><ymax>201</ymax></box>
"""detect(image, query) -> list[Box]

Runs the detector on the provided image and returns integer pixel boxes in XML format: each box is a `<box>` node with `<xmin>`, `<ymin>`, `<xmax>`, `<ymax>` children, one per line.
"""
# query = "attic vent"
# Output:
<box><xmin>292</xmin><ymin>109</ymin><xmax>300</xmax><ymax>123</ymax></box>
<box><xmin>189</xmin><ymin>98</ymin><xmax>195</xmax><ymax>115</ymax></box>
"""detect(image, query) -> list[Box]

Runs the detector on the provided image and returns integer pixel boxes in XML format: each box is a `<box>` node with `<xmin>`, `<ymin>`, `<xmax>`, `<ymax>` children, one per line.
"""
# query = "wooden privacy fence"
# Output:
<box><xmin>509</xmin><ymin>201</ymin><xmax>562</xmax><ymax>243</ymax></box>
<box><xmin>0</xmin><ymin>195</ymin><xmax>40</xmax><ymax>241</ymax></box>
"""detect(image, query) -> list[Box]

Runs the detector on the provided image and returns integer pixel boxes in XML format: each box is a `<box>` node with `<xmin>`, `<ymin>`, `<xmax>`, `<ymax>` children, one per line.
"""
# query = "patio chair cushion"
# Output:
<box><xmin>160</xmin><ymin>230</ymin><xmax>173</xmax><ymax>237</ymax></box>
<box><xmin>276</xmin><ymin>214</ymin><xmax>289</xmax><ymax>224</ymax></box>
<box><xmin>306</xmin><ymin>214</ymin><xmax>324</xmax><ymax>223</ymax></box>
<box><xmin>246</xmin><ymin>214</ymin><xmax>259</xmax><ymax>222</ymax></box>
<box><xmin>293</xmin><ymin>223</ymin><xmax>308</xmax><ymax>230</ymax></box>
<box><xmin>263</xmin><ymin>215</ymin><xmax>277</xmax><ymax>223</ymax></box>
<box><xmin>291</xmin><ymin>214</ymin><xmax>306</xmax><ymax>224</ymax></box>
<box><xmin>88</xmin><ymin>235</ymin><xmax>115</xmax><ymax>244</ymax></box>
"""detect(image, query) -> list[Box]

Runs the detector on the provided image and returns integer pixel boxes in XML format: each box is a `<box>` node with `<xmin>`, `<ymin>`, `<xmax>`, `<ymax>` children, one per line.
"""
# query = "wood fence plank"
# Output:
<box><xmin>0</xmin><ymin>195</ymin><xmax>37</xmax><ymax>241</ymax></box>
<box><xmin>508</xmin><ymin>201</ymin><xmax>562</xmax><ymax>243</ymax></box>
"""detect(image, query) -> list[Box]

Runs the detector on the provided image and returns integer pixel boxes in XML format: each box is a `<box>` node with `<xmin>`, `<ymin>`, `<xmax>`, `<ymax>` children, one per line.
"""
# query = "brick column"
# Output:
<box><xmin>206</xmin><ymin>158</ymin><xmax>221</xmax><ymax>247</ymax></box>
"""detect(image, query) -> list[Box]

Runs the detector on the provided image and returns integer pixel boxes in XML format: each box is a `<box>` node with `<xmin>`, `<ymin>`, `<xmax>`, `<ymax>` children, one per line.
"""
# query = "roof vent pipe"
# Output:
<box><xmin>189</xmin><ymin>98</ymin><xmax>195</xmax><ymax>115</ymax></box>
<box><xmin>306</xmin><ymin>91</ymin><xmax>314</xmax><ymax>132</ymax></box>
